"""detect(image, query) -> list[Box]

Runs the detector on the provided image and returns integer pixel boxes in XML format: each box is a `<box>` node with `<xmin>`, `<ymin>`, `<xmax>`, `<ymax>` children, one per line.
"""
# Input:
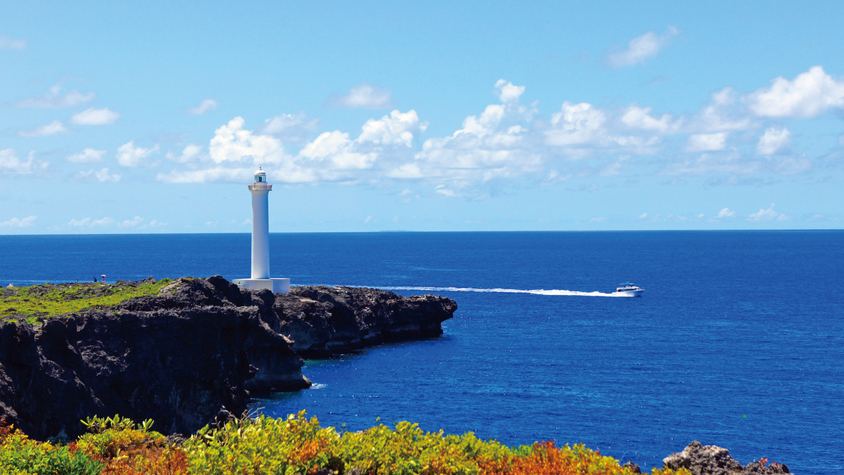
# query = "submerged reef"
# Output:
<box><xmin>0</xmin><ymin>276</ymin><xmax>456</xmax><ymax>440</ymax></box>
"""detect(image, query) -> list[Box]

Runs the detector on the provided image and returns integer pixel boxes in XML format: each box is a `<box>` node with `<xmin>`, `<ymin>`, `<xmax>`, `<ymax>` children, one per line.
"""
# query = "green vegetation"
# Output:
<box><xmin>0</xmin><ymin>413</ymin><xmax>694</xmax><ymax>475</ymax></box>
<box><xmin>0</xmin><ymin>278</ymin><xmax>172</xmax><ymax>324</ymax></box>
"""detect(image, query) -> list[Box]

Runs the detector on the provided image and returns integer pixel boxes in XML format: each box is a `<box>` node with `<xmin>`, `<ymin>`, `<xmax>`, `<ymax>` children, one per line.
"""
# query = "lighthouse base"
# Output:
<box><xmin>233</xmin><ymin>278</ymin><xmax>290</xmax><ymax>294</ymax></box>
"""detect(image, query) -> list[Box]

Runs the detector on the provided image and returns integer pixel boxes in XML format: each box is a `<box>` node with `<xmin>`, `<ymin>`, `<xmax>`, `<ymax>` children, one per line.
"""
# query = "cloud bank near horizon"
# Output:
<box><xmin>137</xmin><ymin>66</ymin><xmax>844</xmax><ymax>198</ymax></box>
<box><xmin>4</xmin><ymin>66</ymin><xmax>843</xmax><ymax>217</ymax></box>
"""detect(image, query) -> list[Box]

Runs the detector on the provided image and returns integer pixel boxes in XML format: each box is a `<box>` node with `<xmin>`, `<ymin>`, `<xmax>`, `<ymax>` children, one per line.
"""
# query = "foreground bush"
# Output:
<box><xmin>0</xmin><ymin>418</ymin><xmax>103</xmax><ymax>475</ymax></box>
<box><xmin>0</xmin><ymin>413</ymin><xmax>691</xmax><ymax>475</ymax></box>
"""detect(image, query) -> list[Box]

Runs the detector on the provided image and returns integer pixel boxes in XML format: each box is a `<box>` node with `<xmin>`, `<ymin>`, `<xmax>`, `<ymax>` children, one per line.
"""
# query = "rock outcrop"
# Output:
<box><xmin>280</xmin><ymin>285</ymin><xmax>455</xmax><ymax>358</ymax></box>
<box><xmin>0</xmin><ymin>276</ymin><xmax>456</xmax><ymax>440</ymax></box>
<box><xmin>662</xmin><ymin>441</ymin><xmax>791</xmax><ymax>474</ymax></box>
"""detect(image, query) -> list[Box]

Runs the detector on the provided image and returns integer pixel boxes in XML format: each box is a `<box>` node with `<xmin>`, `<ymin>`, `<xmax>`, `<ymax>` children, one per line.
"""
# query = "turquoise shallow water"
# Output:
<box><xmin>2</xmin><ymin>231</ymin><xmax>842</xmax><ymax>473</ymax></box>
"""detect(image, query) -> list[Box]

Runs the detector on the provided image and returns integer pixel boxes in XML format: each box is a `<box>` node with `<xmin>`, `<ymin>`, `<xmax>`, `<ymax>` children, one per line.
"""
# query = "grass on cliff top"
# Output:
<box><xmin>0</xmin><ymin>278</ymin><xmax>173</xmax><ymax>324</ymax></box>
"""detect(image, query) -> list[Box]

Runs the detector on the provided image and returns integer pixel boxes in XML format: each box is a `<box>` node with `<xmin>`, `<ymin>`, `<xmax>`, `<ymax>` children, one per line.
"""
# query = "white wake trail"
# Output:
<box><xmin>378</xmin><ymin>286</ymin><xmax>629</xmax><ymax>297</ymax></box>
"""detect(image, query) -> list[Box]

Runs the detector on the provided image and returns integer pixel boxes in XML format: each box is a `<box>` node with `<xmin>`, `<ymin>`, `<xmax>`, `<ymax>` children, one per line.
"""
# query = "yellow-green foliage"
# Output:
<box><xmin>1</xmin><ymin>413</ymin><xmax>695</xmax><ymax>475</ymax></box>
<box><xmin>336</xmin><ymin>420</ymin><xmax>510</xmax><ymax>475</ymax></box>
<box><xmin>75</xmin><ymin>415</ymin><xmax>164</xmax><ymax>459</ymax></box>
<box><xmin>0</xmin><ymin>278</ymin><xmax>172</xmax><ymax>323</ymax></box>
<box><xmin>0</xmin><ymin>423</ymin><xmax>103</xmax><ymax>475</ymax></box>
<box><xmin>183</xmin><ymin>411</ymin><xmax>343</xmax><ymax>475</ymax></box>
<box><xmin>181</xmin><ymin>411</ymin><xmax>690</xmax><ymax>475</ymax></box>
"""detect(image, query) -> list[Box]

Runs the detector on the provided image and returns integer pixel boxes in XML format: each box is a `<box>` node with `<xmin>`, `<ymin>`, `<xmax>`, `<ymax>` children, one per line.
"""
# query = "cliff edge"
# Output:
<box><xmin>0</xmin><ymin>276</ymin><xmax>456</xmax><ymax>440</ymax></box>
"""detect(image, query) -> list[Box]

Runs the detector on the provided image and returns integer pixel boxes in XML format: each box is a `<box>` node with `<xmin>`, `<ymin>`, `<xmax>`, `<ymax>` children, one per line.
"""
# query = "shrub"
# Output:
<box><xmin>182</xmin><ymin>410</ymin><xmax>342</xmax><ymax>475</ymax></box>
<box><xmin>1</xmin><ymin>414</ymin><xmax>694</xmax><ymax>475</ymax></box>
<box><xmin>0</xmin><ymin>419</ymin><xmax>103</xmax><ymax>475</ymax></box>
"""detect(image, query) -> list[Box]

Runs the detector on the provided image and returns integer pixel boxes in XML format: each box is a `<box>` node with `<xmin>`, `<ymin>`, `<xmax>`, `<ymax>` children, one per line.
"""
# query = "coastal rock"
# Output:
<box><xmin>0</xmin><ymin>307</ymin><xmax>254</xmax><ymax>440</ymax></box>
<box><xmin>663</xmin><ymin>441</ymin><xmax>791</xmax><ymax>474</ymax></box>
<box><xmin>0</xmin><ymin>276</ymin><xmax>456</xmax><ymax>440</ymax></box>
<box><xmin>279</xmin><ymin>285</ymin><xmax>457</xmax><ymax>357</ymax></box>
<box><xmin>622</xmin><ymin>461</ymin><xmax>642</xmax><ymax>473</ymax></box>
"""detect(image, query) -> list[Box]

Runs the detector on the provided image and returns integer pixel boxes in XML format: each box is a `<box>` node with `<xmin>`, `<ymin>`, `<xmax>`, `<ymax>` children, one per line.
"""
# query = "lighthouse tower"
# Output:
<box><xmin>233</xmin><ymin>168</ymin><xmax>290</xmax><ymax>294</ymax></box>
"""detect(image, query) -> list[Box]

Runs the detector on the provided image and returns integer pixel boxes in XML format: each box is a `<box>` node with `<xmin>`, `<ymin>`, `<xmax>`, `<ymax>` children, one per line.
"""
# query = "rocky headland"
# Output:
<box><xmin>0</xmin><ymin>278</ymin><xmax>798</xmax><ymax>473</ymax></box>
<box><xmin>0</xmin><ymin>276</ymin><xmax>456</xmax><ymax>440</ymax></box>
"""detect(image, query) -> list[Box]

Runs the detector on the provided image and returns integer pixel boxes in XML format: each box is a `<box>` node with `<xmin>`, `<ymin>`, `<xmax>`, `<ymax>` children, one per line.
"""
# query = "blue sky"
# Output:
<box><xmin>2</xmin><ymin>1</ymin><xmax>843</xmax><ymax>233</ymax></box>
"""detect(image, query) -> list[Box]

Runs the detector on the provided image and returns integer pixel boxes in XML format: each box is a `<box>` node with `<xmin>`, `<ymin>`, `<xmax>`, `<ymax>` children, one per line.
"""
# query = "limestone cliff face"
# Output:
<box><xmin>0</xmin><ymin>276</ymin><xmax>456</xmax><ymax>440</ymax></box>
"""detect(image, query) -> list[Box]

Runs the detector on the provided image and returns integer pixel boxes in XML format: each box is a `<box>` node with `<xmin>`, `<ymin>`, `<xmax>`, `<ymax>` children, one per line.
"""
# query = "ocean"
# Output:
<box><xmin>2</xmin><ymin>231</ymin><xmax>842</xmax><ymax>473</ymax></box>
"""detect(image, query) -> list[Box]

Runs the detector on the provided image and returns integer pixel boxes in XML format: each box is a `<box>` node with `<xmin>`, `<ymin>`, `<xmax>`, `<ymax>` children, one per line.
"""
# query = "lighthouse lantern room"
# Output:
<box><xmin>233</xmin><ymin>168</ymin><xmax>290</xmax><ymax>294</ymax></box>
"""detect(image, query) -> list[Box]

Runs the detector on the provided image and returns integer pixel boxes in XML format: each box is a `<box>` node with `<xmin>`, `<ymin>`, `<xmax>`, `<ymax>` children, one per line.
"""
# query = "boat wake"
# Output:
<box><xmin>378</xmin><ymin>286</ymin><xmax>631</xmax><ymax>297</ymax></box>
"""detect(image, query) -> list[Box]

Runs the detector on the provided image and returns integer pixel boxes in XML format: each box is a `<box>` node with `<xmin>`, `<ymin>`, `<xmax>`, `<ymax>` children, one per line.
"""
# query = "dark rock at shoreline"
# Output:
<box><xmin>663</xmin><ymin>441</ymin><xmax>791</xmax><ymax>474</ymax></box>
<box><xmin>0</xmin><ymin>276</ymin><xmax>456</xmax><ymax>440</ymax></box>
<box><xmin>280</xmin><ymin>285</ymin><xmax>457</xmax><ymax>358</ymax></box>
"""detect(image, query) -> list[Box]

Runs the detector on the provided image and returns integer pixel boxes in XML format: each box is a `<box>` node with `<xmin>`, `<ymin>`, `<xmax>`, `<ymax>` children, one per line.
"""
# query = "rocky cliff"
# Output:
<box><xmin>0</xmin><ymin>276</ymin><xmax>456</xmax><ymax>440</ymax></box>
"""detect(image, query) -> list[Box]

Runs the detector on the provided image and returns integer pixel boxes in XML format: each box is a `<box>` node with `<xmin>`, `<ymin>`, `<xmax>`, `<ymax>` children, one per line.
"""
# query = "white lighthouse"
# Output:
<box><xmin>233</xmin><ymin>168</ymin><xmax>290</xmax><ymax>294</ymax></box>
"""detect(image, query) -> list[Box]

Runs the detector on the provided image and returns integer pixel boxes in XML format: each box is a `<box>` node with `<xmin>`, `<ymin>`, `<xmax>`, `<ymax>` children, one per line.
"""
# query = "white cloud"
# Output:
<box><xmin>748</xmin><ymin>204</ymin><xmax>789</xmax><ymax>222</ymax></box>
<box><xmin>434</xmin><ymin>185</ymin><xmax>460</xmax><ymax>198</ymax></box>
<box><xmin>300</xmin><ymin>131</ymin><xmax>375</xmax><ymax>170</ymax></box>
<box><xmin>621</xmin><ymin>104</ymin><xmax>680</xmax><ymax>133</ymax></box>
<box><xmin>116</xmin><ymin>141</ymin><xmax>159</xmax><ymax>167</ymax></box>
<box><xmin>716</xmin><ymin>208</ymin><xmax>736</xmax><ymax>218</ymax></box>
<box><xmin>300</xmin><ymin>130</ymin><xmax>350</xmax><ymax>158</ymax></box>
<box><xmin>358</xmin><ymin>110</ymin><xmax>426</xmax><ymax>146</ymax></box>
<box><xmin>67</xmin><ymin>148</ymin><xmax>106</xmax><ymax>163</ymax></box>
<box><xmin>14</xmin><ymin>85</ymin><xmax>95</xmax><ymax>108</ymax></box>
<box><xmin>0</xmin><ymin>149</ymin><xmax>47</xmax><ymax>174</ymax></box>
<box><xmin>686</xmin><ymin>133</ymin><xmax>727</xmax><ymax>152</ymax></box>
<box><xmin>495</xmin><ymin>79</ymin><xmax>525</xmax><ymax>102</ymax></box>
<box><xmin>746</xmin><ymin>66</ymin><xmax>844</xmax><ymax>118</ymax></box>
<box><xmin>600</xmin><ymin>157</ymin><xmax>628</xmax><ymax>176</ymax></box>
<box><xmin>70</xmin><ymin>107</ymin><xmax>120</xmax><ymax>125</ymax></box>
<box><xmin>0</xmin><ymin>35</ymin><xmax>26</xmax><ymax>50</ymax></box>
<box><xmin>607</xmin><ymin>27</ymin><xmax>679</xmax><ymax>67</ymax></box>
<box><xmin>0</xmin><ymin>216</ymin><xmax>36</xmax><ymax>227</ymax></box>
<box><xmin>166</xmin><ymin>144</ymin><xmax>203</xmax><ymax>163</ymax></box>
<box><xmin>756</xmin><ymin>127</ymin><xmax>791</xmax><ymax>155</ymax></box>
<box><xmin>74</xmin><ymin>168</ymin><xmax>121</xmax><ymax>183</ymax></box>
<box><xmin>770</xmin><ymin>155</ymin><xmax>813</xmax><ymax>175</ymax></box>
<box><xmin>638</xmin><ymin>213</ymin><xmax>648</xmax><ymax>219</ymax></box>
<box><xmin>387</xmin><ymin>163</ymin><xmax>424</xmax><ymax>179</ymax></box>
<box><xmin>153</xmin><ymin>77</ymin><xmax>835</xmax><ymax>192</ymax></box>
<box><xmin>157</xmin><ymin>167</ymin><xmax>256</xmax><ymax>184</ymax></box>
<box><xmin>662</xmin><ymin>149</ymin><xmax>812</xmax><ymax>179</ymax></box>
<box><xmin>291</xmin><ymin>109</ymin><xmax>425</xmax><ymax>177</ymax></box>
<box><xmin>209</xmin><ymin>117</ymin><xmax>288</xmax><ymax>164</ymax></box>
<box><xmin>691</xmin><ymin>87</ymin><xmax>753</xmax><ymax>133</ymax></box>
<box><xmin>117</xmin><ymin>216</ymin><xmax>144</xmax><ymax>228</ymax></box>
<box><xmin>662</xmin><ymin>151</ymin><xmax>754</xmax><ymax>177</ymax></box>
<box><xmin>328</xmin><ymin>83</ymin><xmax>392</xmax><ymax>109</ymax></box>
<box><xmin>188</xmin><ymin>98</ymin><xmax>218</xmax><ymax>115</ymax></box>
<box><xmin>68</xmin><ymin>217</ymin><xmax>115</xmax><ymax>227</ymax></box>
<box><xmin>546</xmin><ymin>102</ymin><xmax>608</xmax><ymax>146</ymax></box>
<box><xmin>392</xmin><ymin>80</ymin><xmax>673</xmax><ymax>194</ymax></box>
<box><xmin>258</xmin><ymin>112</ymin><xmax>319</xmax><ymax>143</ymax></box>
<box><xmin>18</xmin><ymin>120</ymin><xmax>68</xmax><ymax>137</ymax></box>
<box><xmin>160</xmin><ymin>117</ymin><xmax>322</xmax><ymax>184</ymax></box>
<box><xmin>414</xmin><ymin>84</ymin><xmax>540</xmax><ymax>183</ymax></box>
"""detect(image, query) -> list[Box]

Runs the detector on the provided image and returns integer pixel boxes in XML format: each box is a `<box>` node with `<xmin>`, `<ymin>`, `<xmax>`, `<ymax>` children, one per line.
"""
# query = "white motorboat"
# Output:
<box><xmin>615</xmin><ymin>282</ymin><xmax>644</xmax><ymax>297</ymax></box>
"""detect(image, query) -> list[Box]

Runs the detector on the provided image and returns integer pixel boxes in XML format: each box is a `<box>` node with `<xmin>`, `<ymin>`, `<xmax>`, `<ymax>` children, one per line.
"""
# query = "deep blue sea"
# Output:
<box><xmin>2</xmin><ymin>231</ymin><xmax>842</xmax><ymax>474</ymax></box>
